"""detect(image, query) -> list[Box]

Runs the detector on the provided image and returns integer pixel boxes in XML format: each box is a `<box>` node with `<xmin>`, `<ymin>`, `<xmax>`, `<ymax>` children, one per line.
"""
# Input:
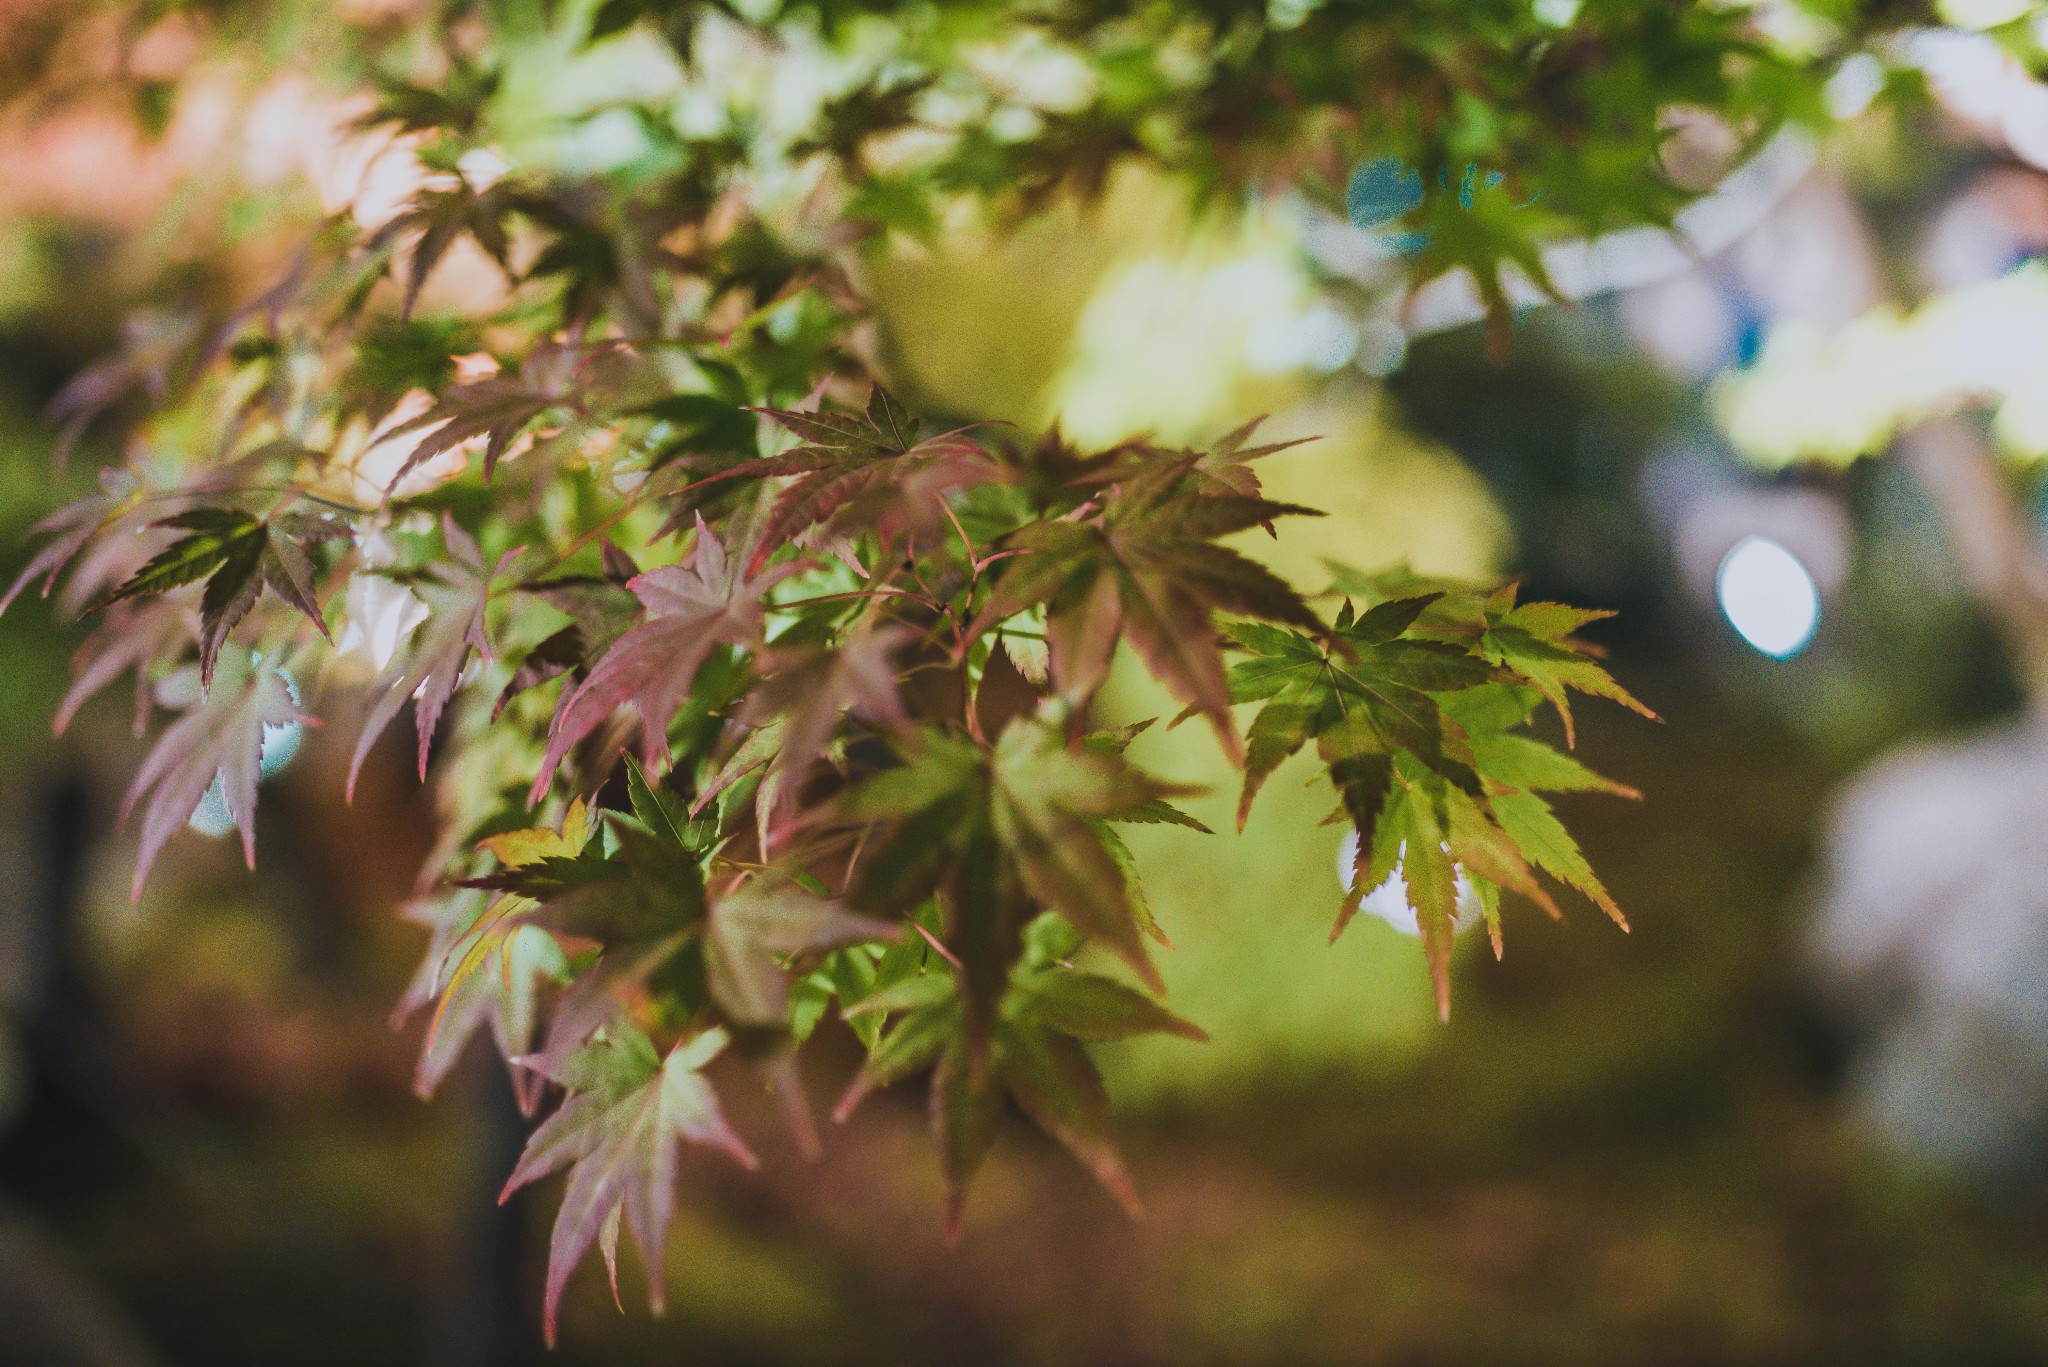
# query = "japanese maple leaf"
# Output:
<box><xmin>845</xmin><ymin>710</ymin><xmax>1194</xmax><ymax>1058</ymax></box>
<box><xmin>1229</xmin><ymin>591</ymin><xmax>1640</xmax><ymax>1016</ymax></box>
<box><xmin>349</xmin><ymin>514</ymin><xmax>520</xmax><ymax>798</ymax></box>
<box><xmin>734</xmin><ymin>623</ymin><xmax>914</xmax><ymax>852</ymax></box>
<box><xmin>975</xmin><ymin>464</ymin><xmax>1325</xmax><ymax>760</ymax></box>
<box><xmin>1472</xmin><ymin>593</ymin><xmax>1657</xmax><ymax>745</ymax></box>
<box><xmin>54</xmin><ymin>596</ymin><xmax>192</xmax><ymax>738</ymax></box>
<box><xmin>1225</xmin><ymin>595</ymin><xmax>1492</xmax><ymax>829</ymax></box>
<box><xmin>85</xmin><ymin>507</ymin><xmax>346</xmax><ymax>685</ymax></box>
<box><xmin>1</xmin><ymin>468</ymin><xmax>136</xmax><ymax>615</ymax></box>
<box><xmin>1072</xmin><ymin>415</ymin><xmax>1313</xmax><ymax>505</ymax></box>
<box><xmin>986</xmin><ymin>715</ymin><xmax>1181</xmax><ymax>995</ymax></box>
<box><xmin>468</xmin><ymin>761</ymin><xmax>710</xmax><ymax>956</ymax></box>
<box><xmin>397</xmin><ymin>801</ymin><xmax>593</xmax><ymax>1111</ymax></box>
<box><xmin>1329</xmin><ymin>747</ymin><xmax>1581</xmax><ymax>1020</ymax></box>
<box><xmin>1439</xmin><ymin>681</ymin><xmax>1637</xmax><ymax>932</ymax></box>
<box><xmin>371</xmin><ymin>176</ymin><xmax>520</xmax><ymax>319</ymax></box>
<box><xmin>373</xmin><ymin>344</ymin><xmax>579</xmax><ymax>491</ymax></box>
<box><xmin>398</xmin><ymin>887</ymin><xmax>568</xmax><ymax>1112</ymax></box>
<box><xmin>501</xmin><ymin>1027</ymin><xmax>756</xmax><ymax>1345</ymax></box>
<box><xmin>493</xmin><ymin>546</ymin><xmax>643</xmax><ymax>718</ymax></box>
<box><xmin>120</xmin><ymin>649</ymin><xmax>314</xmax><ymax>900</ymax></box>
<box><xmin>703</xmin><ymin>385</ymin><xmax>996</xmax><ymax>575</ymax></box>
<box><xmin>530</xmin><ymin>516</ymin><xmax>793</xmax><ymax>802</ymax></box>
<box><xmin>703</xmin><ymin>880</ymin><xmax>897</xmax><ymax>1029</ymax></box>
<box><xmin>1343</xmin><ymin>759</ymin><xmax>1469</xmax><ymax>1022</ymax></box>
<box><xmin>1326</xmin><ymin>566</ymin><xmax>1657</xmax><ymax>744</ymax></box>
<box><xmin>837</xmin><ymin>918</ymin><xmax>1203</xmax><ymax>1236</ymax></box>
<box><xmin>43</xmin><ymin>310</ymin><xmax>201</xmax><ymax>466</ymax></box>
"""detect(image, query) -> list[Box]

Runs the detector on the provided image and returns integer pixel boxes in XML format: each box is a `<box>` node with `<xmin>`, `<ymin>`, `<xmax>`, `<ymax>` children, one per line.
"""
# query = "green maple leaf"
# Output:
<box><xmin>836</xmin><ymin>914</ymin><xmax>1202</xmax><ymax>1236</ymax></box>
<box><xmin>1475</xmin><ymin>600</ymin><xmax>1658</xmax><ymax>745</ymax></box>
<box><xmin>845</xmin><ymin>712</ymin><xmax>1193</xmax><ymax>1060</ymax></box>
<box><xmin>703</xmin><ymin>880</ymin><xmax>897</xmax><ymax>1030</ymax></box>
<box><xmin>1326</xmin><ymin>565</ymin><xmax>1657</xmax><ymax>745</ymax></box>
<box><xmin>1440</xmin><ymin>683</ymin><xmax>1635</xmax><ymax>932</ymax></box>
<box><xmin>1226</xmin><ymin>594</ymin><xmax>1492</xmax><ymax>830</ymax></box>
<box><xmin>89</xmin><ymin>507</ymin><xmax>344</xmax><ymax>684</ymax></box>
<box><xmin>1324</xmin><ymin>752</ymin><xmax>1552</xmax><ymax>1019</ymax></box>
<box><xmin>1442</xmin><ymin>681</ymin><xmax>1640</xmax><ymax>801</ymax></box>
<box><xmin>461</xmin><ymin>762</ymin><xmax>706</xmax><ymax>954</ymax></box>
<box><xmin>986</xmin><ymin>713</ymin><xmax>1186</xmax><ymax>993</ymax></box>
<box><xmin>1082</xmin><ymin>720</ymin><xmax>1212</xmax><ymax>836</ymax></box>
<box><xmin>1331</xmin><ymin>687</ymin><xmax>1638</xmax><ymax>1015</ymax></box>
<box><xmin>1232</xmin><ymin>588</ymin><xmax>1640</xmax><ymax>1015</ymax></box>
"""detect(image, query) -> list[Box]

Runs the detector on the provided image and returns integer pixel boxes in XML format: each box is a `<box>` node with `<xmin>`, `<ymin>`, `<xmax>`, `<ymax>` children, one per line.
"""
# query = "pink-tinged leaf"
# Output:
<box><xmin>55</xmin><ymin>598</ymin><xmax>192</xmax><ymax>737</ymax></box>
<box><xmin>501</xmin><ymin>1029</ymin><xmax>756</xmax><ymax>1345</ymax></box>
<box><xmin>1045</xmin><ymin>571</ymin><xmax>1124</xmax><ymax>708</ymax></box>
<box><xmin>520</xmin><ymin>971</ymin><xmax>631</xmax><ymax>1085</ymax></box>
<box><xmin>529</xmin><ymin>517</ymin><xmax>792</xmax><ymax>804</ymax></box>
<box><xmin>120</xmin><ymin>651</ymin><xmax>313</xmax><ymax>900</ymax></box>
<box><xmin>690</xmin><ymin>719</ymin><xmax>782</xmax><ymax>818</ymax></box>
<box><xmin>349</xmin><ymin>514</ymin><xmax>518</xmax><ymax>799</ymax></box>
<box><xmin>1</xmin><ymin>471</ymin><xmax>137</xmax><ymax>615</ymax></box>
<box><xmin>43</xmin><ymin>311</ymin><xmax>202</xmax><ymax>469</ymax></box>
<box><xmin>1114</xmin><ymin>564</ymin><xmax>1242</xmax><ymax>764</ymax></box>
<box><xmin>400</xmin><ymin>803</ymin><xmax>594</xmax><ymax>1108</ymax></box>
<box><xmin>738</xmin><ymin>623</ymin><xmax>915</xmax><ymax>850</ymax></box>
<box><xmin>371</xmin><ymin>346</ymin><xmax>575</xmax><ymax>493</ymax></box>
<box><xmin>398</xmin><ymin>890</ymin><xmax>570</xmax><ymax>1112</ymax></box>
<box><xmin>598</xmin><ymin>1204</ymin><xmax>625</xmax><ymax>1312</ymax></box>
<box><xmin>710</xmin><ymin>386</ymin><xmax>999</xmax><ymax>575</ymax></box>
<box><xmin>1066</xmin><ymin>416</ymin><xmax>1315</xmax><ymax>504</ymax></box>
<box><xmin>974</xmin><ymin>453</ymin><xmax>1322</xmax><ymax>755</ymax></box>
<box><xmin>510</xmin><ymin>931</ymin><xmax>691</xmax><ymax>1092</ymax></box>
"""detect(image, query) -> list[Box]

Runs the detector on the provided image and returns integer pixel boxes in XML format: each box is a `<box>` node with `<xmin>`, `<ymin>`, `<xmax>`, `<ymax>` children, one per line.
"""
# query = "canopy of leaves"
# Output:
<box><xmin>0</xmin><ymin>0</ymin><xmax>1906</xmax><ymax>1339</ymax></box>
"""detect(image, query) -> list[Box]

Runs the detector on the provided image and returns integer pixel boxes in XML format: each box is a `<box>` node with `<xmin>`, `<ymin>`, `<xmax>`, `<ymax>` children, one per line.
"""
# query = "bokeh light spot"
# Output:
<box><xmin>1716</xmin><ymin>534</ymin><xmax>1821</xmax><ymax>658</ymax></box>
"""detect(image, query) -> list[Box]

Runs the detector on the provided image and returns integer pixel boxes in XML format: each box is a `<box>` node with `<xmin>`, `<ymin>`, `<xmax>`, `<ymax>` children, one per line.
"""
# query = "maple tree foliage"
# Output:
<box><xmin>2</xmin><ymin>0</ymin><xmax>1915</xmax><ymax>1344</ymax></box>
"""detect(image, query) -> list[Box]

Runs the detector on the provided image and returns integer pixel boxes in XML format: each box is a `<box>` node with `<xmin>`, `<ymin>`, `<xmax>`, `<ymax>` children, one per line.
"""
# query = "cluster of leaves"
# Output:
<box><xmin>3</xmin><ymin>0</ymin><xmax>1902</xmax><ymax>1343</ymax></box>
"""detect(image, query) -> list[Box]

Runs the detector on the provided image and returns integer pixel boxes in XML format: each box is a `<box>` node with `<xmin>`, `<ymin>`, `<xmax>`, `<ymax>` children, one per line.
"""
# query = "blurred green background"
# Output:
<box><xmin>10</xmin><ymin>6</ymin><xmax>2048</xmax><ymax>1366</ymax></box>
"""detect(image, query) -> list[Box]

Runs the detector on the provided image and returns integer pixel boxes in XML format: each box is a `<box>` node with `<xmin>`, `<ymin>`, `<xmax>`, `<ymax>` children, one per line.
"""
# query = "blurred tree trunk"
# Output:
<box><xmin>0</xmin><ymin>1206</ymin><xmax>163</xmax><ymax>1367</ymax></box>
<box><xmin>1901</xmin><ymin>420</ymin><xmax>2048</xmax><ymax>708</ymax></box>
